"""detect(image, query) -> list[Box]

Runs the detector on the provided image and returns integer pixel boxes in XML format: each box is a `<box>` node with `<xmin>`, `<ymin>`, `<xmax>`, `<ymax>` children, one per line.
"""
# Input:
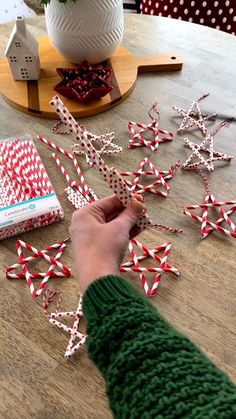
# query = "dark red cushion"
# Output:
<box><xmin>141</xmin><ymin>0</ymin><xmax>235</xmax><ymax>35</ymax></box>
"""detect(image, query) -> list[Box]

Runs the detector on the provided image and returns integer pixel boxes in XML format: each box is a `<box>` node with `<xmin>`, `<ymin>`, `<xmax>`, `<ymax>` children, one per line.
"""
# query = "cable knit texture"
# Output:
<box><xmin>83</xmin><ymin>275</ymin><xmax>236</xmax><ymax>419</ymax></box>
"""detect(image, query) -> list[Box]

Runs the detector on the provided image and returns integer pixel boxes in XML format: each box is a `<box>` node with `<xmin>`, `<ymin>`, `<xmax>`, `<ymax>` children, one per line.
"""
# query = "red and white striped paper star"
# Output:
<box><xmin>6</xmin><ymin>239</ymin><xmax>71</xmax><ymax>297</ymax></box>
<box><xmin>120</xmin><ymin>239</ymin><xmax>180</xmax><ymax>296</ymax></box>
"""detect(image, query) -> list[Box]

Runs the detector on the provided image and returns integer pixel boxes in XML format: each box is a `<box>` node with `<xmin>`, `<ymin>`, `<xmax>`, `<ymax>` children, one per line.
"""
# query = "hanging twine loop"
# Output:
<box><xmin>43</xmin><ymin>289</ymin><xmax>62</xmax><ymax>317</ymax></box>
<box><xmin>148</xmin><ymin>101</ymin><xmax>160</xmax><ymax>121</ymax></box>
<box><xmin>152</xmin><ymin>223</ymin><xmax>183</xmax><ymax>234</ymax></box>
<box><xmin>168</xmin><ymin>160</ymin><xmax>181</xmax><ymax>176</ymax></box>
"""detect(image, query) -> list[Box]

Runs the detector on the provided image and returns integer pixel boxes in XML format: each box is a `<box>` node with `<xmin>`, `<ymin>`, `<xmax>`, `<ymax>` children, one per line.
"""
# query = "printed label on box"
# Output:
<box><xmin>0</xmin><ymin>193</ymin><xmax>61</xmax><ymax>228</ymax></box>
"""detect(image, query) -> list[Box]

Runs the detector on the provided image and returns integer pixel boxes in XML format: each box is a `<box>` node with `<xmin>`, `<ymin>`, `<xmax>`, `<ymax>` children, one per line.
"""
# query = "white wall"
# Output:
<box><xmin>0</xmin><ymin>0</ymin><xmax>36</xmax><ymax>24</ymax></box>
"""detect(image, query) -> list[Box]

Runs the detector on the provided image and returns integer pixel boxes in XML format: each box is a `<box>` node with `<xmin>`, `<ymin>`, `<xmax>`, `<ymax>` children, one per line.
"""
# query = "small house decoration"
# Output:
<box><xmin>5</xmin><ymin>16</ymin><xmax>40</xmax><ymax>81</ymax></box>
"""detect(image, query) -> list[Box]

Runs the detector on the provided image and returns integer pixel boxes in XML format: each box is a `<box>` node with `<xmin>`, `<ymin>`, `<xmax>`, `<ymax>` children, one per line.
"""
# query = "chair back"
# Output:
<box><xmin>141</xmin><ymin>1</ymin><xmax>235</xmax><ymax>34</ymax></box>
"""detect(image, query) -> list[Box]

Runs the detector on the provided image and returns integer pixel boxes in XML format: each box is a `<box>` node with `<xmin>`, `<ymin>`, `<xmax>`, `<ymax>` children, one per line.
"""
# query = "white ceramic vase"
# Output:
<box><xmin>45</xmin><ymin>0</ymin><xmax>124</xmax><ymax>64</ymax></box>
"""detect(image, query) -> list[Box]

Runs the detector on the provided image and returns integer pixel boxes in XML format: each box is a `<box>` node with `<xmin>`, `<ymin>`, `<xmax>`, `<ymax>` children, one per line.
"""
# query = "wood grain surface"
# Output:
<box><xmin>0</xmin><ymin>36</ymin><xmax>182</xmax><ymax>118</ymax></box>
<box><xmin>0</xmin><ymin>14</ymin><xmax>236</xmax><ymax>419</ymax></box>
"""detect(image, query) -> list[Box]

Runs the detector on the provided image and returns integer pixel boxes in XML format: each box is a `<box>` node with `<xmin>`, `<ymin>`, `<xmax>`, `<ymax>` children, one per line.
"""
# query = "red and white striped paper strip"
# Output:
<box><xmin>120</xmin><ymin>239</ymin><xmax>180</xmax><ymax>296</ymax></box>
<box><xmin>52</xmin><ymin>153</ymin><xmax>93</xmax><ymax>204</ymax></box>
<box><xmin>49</xmin><ymin>294</ymin><xmax>87</xmax><ymax>358</ymax></box>
<box><xmin>0</xmin><ymin>137</ymin><xmax>54</xmax><ymax>200</ymax></box>
<box><xmin>38</xmin><ymin>135</ymin><xmax>73</xmax><ymax>159</ymax></box>
<box><xmin>71</xmin><ymin>155</ymin><xmax>97</xmax><ymax>201</ymax></box>
<box><xmin>183</xmin><ymin>194</ymin><xmax>236</xmax><ymax>239</ymax></box>
<box><xmin>52</xmin><ymin>153</ymin><xmax>79</xmax><ymax>190</ymax></box>
<box><xmin>38</xmin><ymin>135</ymin><xmax>97</xmax><ymax>203</ymax></box>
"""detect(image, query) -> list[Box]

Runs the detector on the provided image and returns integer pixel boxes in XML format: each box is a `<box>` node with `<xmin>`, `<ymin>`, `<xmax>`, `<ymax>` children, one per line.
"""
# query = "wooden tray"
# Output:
<box><xmin>0</xmin><ymin>36</ymin><xmax>182</xmax><ymax>118</ymax></box>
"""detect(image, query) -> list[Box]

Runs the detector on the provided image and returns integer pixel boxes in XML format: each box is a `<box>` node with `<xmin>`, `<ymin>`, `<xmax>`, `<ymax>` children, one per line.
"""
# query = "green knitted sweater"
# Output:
<box><xmin>83</xmin><ymin>275</ymin><xmax>236</xmax><ymax>419</ymax></box>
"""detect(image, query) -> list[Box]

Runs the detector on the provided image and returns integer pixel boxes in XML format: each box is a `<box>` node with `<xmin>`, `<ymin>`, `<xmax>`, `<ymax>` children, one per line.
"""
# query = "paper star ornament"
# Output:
<box><xmin>173</xmin><ymin>93</ymin><xmax>216</xmax><ymax>134</ymax></box>
<box><xmin>128</xmin><ymin>103</ymin><xmax>173</xmax><ymax>152</ymax></box>
<box><xmin>73</xmin><ymin>132</ymin><xmax>122</xmax><ymax>167</ymax></box>
<box><xmin>120</xmin><ymin>239</ymin><xmax>180</xmax><ymax>296</ymax></box>
<box><xmin>6</xmin><ymin>239</ymin><xmax>71</xmax><ymax>297</ymax></box>
<box><xmin>49</xmin><ymin>294</ymin><xmax>87</xmax><ymax>358</ymax></box>
<box><xmin>182</xmin><ymin>120</ymin><xmax>233</xmax><ymax>171</ymax></box>
<box><xmin>183</xmin><ymin>194</ymin><xmax>236</xmax><ymax>239</ymax></box>
<box><xmin>120</xmin><ymin>157</ymin><xmax>173</xmax><ymax>197</ymax></box>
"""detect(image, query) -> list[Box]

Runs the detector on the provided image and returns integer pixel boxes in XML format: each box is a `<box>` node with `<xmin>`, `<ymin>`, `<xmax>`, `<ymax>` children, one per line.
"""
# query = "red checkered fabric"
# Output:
<box><xmin>141</xmin><ymin>0</ymin><xmax>236</xmax><ymax>35</ymax></box>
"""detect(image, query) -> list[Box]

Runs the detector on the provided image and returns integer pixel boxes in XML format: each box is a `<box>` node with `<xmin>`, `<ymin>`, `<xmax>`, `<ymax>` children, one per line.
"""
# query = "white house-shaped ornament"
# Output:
<box><xmin>5</xmin><ymin>16</ymin><xmax>40</xmax><ymax>81</ymax></box>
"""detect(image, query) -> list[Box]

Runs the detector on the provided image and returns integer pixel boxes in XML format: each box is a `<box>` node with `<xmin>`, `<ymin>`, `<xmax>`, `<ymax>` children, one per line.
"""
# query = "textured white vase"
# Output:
<box><xmin>45</xmin><ymin>0</ymin><xmax>124</xmax><ymax>64</ymax></box>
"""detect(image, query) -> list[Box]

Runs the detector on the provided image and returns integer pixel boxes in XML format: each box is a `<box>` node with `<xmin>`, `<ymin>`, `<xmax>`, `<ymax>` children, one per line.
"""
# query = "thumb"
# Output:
<box><xmin>114</xmin><ymin>197</ymin><xmax>147</xmax><ymax>231</ymax></box>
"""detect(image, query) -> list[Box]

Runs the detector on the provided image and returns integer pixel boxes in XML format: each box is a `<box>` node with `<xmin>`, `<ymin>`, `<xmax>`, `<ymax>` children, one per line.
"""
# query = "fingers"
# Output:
<box><xmin>113</xmin><ymin>197</ymin><xmax>146</xmax><ymax>232</ymax></box>
<box><xmin>71</xmin><ymin>194</ymin><xmax>145</xmax><ymax>233</ymax></box>
<box><xmin>90</xmin><ymin>194</ymin><xmax>124</xmax><ymax>218</ymax></box>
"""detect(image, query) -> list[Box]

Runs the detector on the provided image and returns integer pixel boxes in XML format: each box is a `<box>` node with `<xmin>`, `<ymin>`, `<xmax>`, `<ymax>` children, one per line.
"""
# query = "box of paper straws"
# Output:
<box><xmin>0</xmin><ymin>134</ymin><xmax>64</xmax><ymax>240</ymax></box>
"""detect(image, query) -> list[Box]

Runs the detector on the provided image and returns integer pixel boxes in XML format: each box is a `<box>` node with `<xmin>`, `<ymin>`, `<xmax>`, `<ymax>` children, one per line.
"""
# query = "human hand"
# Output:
<box><xmin>70</xmin><ymin>194</ymin><xmax>146</xmax><ymax>293</ymax></box>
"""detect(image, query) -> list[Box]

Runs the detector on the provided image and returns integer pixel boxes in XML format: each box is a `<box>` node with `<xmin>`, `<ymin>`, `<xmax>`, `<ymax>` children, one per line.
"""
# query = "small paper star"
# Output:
<box><xmin>6</xmin><ymin>240</ymin><xmax>71</xmax><ymax>297</ymax></box>
<box><xmin>183</xmin><ymin>193</ymin><xmax>236</xmax><ymax>239</ymax></box>
<box><xmin>49</xmin><ymin>295</ymin><xmax>87</xmax><ymax>358</ymax></box>
<box><xmin>120</xmin><ymin>157</ymin><xmax>173</xmax><ymax>197</ymax></box>
<box><xmin>128</xmin><ymin>103</ymin><xmax>173</xmax><ymax>152</ymax></box>
<box><xmin>120</xmin><ymin>239</ymin><xmax>180</xmax><ymax>296</ymax></box>
<box><xmin>173</xmin><ymin>93</ymin><xmax>216</xmax><ymax>134</ymax></box>
<box><xmin>182</xmin><ymin>124</ymin><xmax>233</xmax><ymax>171</ymax></box>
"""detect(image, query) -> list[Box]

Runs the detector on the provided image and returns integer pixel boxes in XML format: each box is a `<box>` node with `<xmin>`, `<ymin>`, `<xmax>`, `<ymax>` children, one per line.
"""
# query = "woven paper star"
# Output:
<box><xmin>120</xmin><ymin>239</ymin><xmax>180</xmax><ymax>296</ymax></box>
<box><xmin>6</xmin><ymin>240</ymin><xmax>71</xmax><ymax>297</ymax></box>
<box><xmin>128</xmin><ymin>103</ymin><xmax>173</xmax><ymax>152</ymax></box>
<box><xmin>182</xmin><ymin>125</ymin><xmax>233</xmax><ymax>171</ymax></box>
<box><xmin>73</xmin><ymin>133</ymin><xmax>122</xmax><ymax>167</ymax></box>
<box><xmin>183</xmin><ymin>194</ymin><xmax>236</xmax><ymax>239</ymax></box>
<box><xmin>49</xmin><ymin>295</ymin><xmax>87</xmax><ymax>358</ymax></box>
<box><xmin>173</xmin><ymin>93</ymin><xmax>216</xmax><ymax>134</ymax></box>
<box><xmin>120</xmin><ymin>157</ymin><xmax>174</xmax><ymax>197</ymax></box>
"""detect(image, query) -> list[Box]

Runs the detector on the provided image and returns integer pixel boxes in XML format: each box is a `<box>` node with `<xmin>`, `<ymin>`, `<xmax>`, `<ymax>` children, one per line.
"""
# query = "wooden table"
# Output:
<box><xmin>0</xmin><ymin>14</ymin><xmax>235</xmax><ymax>419</ymax></box>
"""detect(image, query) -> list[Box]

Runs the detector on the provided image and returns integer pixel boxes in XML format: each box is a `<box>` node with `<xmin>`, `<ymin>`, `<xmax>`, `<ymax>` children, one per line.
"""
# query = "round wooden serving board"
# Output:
<box><xmin>0</xmin><ymin>36</ymin><xmax>182</xmax><ymax>118</ymax></box>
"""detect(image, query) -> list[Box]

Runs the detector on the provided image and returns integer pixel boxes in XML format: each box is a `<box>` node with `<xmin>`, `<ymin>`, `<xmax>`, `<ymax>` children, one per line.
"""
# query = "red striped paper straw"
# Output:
<box><xmin>37</xmin><ymin>135</ymin><xmax>73</xmax><ymax>159</ymax></box>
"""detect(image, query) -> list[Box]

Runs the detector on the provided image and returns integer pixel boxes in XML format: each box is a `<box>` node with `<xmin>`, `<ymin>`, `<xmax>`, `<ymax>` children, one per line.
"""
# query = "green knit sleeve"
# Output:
<box><xmin>83</xmin><ymin>275</ymin><xmax>236</xmax><ymax>419</ymax></box>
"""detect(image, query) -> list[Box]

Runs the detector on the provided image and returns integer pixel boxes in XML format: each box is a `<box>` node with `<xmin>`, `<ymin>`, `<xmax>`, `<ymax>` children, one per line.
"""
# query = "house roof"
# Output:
<box><xmin>5</xmin><ymin>16</ymin><xmax>38</xmax><ymax>56</ymax></box>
